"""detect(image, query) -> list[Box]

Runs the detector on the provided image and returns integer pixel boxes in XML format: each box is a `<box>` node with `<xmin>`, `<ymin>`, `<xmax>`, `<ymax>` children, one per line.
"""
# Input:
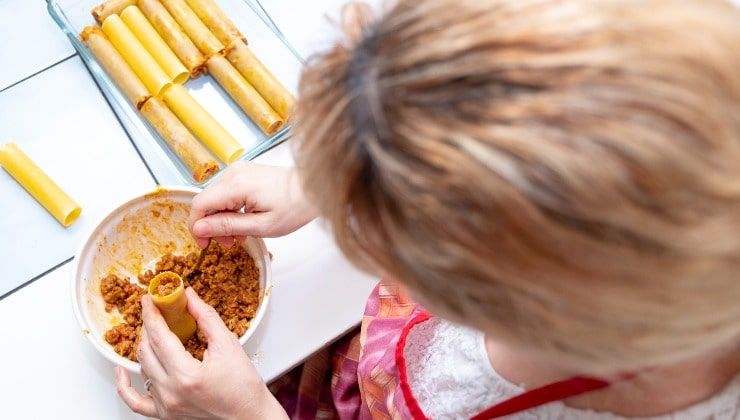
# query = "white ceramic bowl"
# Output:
<box><xmin>71</xmin><ymin>186</ymin><xmax>271</xmax><ymax>373</ymax></box>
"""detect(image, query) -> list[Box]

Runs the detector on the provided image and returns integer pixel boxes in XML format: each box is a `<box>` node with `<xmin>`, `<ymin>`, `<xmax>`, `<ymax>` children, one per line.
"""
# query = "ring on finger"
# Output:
<box><xmin>144</xmin><ymin>378</ymin><xmax>153</xmax><ymax>392</ymax></box>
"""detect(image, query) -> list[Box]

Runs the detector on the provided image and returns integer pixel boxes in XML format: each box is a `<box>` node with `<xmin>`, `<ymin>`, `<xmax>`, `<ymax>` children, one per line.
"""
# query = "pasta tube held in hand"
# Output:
<box><xmin>0</xmin><ymin>143</ymin><xmax>81</xmax><ymax>227</ymax></box>
<box><xmin>120</xmin><ymin>5</ymin><xmax>189</xmax><ymax>84</ymax></box>
<box><xmin>91</xmin><ymin>0</ymin><xmax>136</xmax><ymax>24</ymax></box>
<box><xmin>80</xmin><ymin>26</ymin><xmax>149</xmax><ymax>109</ymax></box>
<box><xmin>206</xmin><ymin>55</ymin><xmax>283</xmax><ymax>135</ymax></box>
<box><xmin>161</xmin><ymin>84</ymin><xmax>245</xmax><ymax>163</ymax></box>
<box><xmin>148</xmin><ymin>272</ymin><xmax>197</xmax><ymax>343</ymax></box>
<box><xmin>184</xmin><ymin>0</ymin><xmax>244</xmax><ymax>46</ymax></box>
<box><xmin>138</xmin><ymin>0</ymin><xmax>206</xmax><ymax>77</ymax></box>
<box><xmin>226</xmin><ymin>40</ymin><xmax>295</xmax><ymax>120</ymax></box>
<box><xmin>160</xmin><ymin>0</ymin><xmax>224</xmax><ymax>56</ymax></box>
<box><xmin>140</xmin><ymin>97</ymin><xmax>219</xmax><ymax>182</ymax></box>
<box><xmin>102</xmin><ymin>14</ymin><xmax>171</xmax><ymax>96</ymax></box>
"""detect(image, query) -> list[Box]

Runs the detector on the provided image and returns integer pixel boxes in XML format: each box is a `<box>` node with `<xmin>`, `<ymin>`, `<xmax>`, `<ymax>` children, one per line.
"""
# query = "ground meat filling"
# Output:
<box><xmin>154</xmin><ymin>274</ymin><xmax>180</xmax><ymax>296</ymax></box>
<box><xmin>100</xmin><ymin>242</ymin><xmax>260</xmax><ymax>361</ymax></box>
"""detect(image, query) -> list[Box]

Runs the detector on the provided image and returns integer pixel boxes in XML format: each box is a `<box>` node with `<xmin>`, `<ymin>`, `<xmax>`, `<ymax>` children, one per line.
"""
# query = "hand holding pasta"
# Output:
<box><xmin>115</xmin><ymin>288</ymin><xmax>287</xmax><ymax>419</ymax></box>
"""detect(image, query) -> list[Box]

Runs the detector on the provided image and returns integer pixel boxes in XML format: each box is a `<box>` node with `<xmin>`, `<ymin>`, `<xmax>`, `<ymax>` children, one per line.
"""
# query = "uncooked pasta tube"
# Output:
<box><xmin>92</xmin><ymin>0</ymin><xmax>136</xmax><ymax>24</ymax></box>
<box><xmin>140</xmin><ymin>97</ymin><xmax>219</xmax><ymax>182</ymax></box>
<box><xmin>0</xmin><ymin>143</ymin><xmax>81</xmax><ymax>227</ymax></box>
<box><xmin>80</xmin><ymin>26</ymin><xmax>150</xmax><ymax>109</ymax></box>
<box><xmin>225</xmin><ymin>40</ymin><xmax>294</xmax><ymax>120</ymax></box>
<box><xmin>138</xmin><ymin>0</ymin><xmax>206</xmax><ymax>77</ymax></box>
<box><xmin>148</xmin><ymin>272</ymin><xmax>197</xmax><ymax>343</ymax></box>
<box><xmin>161</xmin><ymin>84</ymin><xmax>244</xmax><ymax>163</ymax></box>
<box><xmin>160</xmin><ymin>0</ymin><xmax>224</xmax><ymax>56</ymax></box>
<box><xmin>184</xmin><ymin>0</ymin><xmax>244</xmax><ymax>46</ymax></box>
<box><xmin>206</xmin><ymin>55</ymin><xmax>282</xmax><ymax>135</ymax></box>
<box><xmin>120</xmin><ymin>5</ymin><xmax>189</xmax><ymax>84</ymax></box>
<box><xmin>102</xmin><ymin>14</ymin><xmax>171</xmax><ymax>96</ymax></box>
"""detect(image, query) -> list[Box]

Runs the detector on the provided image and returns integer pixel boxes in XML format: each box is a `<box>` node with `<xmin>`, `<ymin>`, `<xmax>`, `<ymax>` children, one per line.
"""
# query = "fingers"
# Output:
<box><xmin>185</xmin><ymin>288</ymin><xmax>236</xmax><ymax>351</ymax></box>
<box><xmin>137</xmin><ymin>329</ymin><xmax>168</xmax><ymax>381</ymax></box>
<box><xmin>188</xmin><ymin>178</ymin><xmax>249</xmax><ymax>234</ymax></box>
<box><xmin>192</xmin><ymin>212</ymin><xmax>271</xmax><ymax>239</ymax></box>
<box><xmin>141</xmin><ymin>295</ymin><xmax>197</xmax><ymax>372</ymax></box>
<box><xmin>115</xmin><ymin>366</ymin><xmax>158</xmax><ymax>417</ymax></box>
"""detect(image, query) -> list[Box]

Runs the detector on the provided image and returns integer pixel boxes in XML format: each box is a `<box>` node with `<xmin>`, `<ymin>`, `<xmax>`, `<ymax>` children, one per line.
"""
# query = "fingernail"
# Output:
<box><xmin>193</xmin><ymin>220</ymin><xmax>210</xmax><ymax>236</ymax></box>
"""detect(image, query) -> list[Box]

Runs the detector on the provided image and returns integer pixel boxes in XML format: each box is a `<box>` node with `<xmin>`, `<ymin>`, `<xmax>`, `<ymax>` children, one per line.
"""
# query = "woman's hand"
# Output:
<box><xmin>115</xmin><ymin>288</ymin><xmax>287</xmax><ymax>419</ymax></box>
<box><xmin>189</xmin><ymin>162</ymin><xmax>316</xmax><ymax>248</ymax></box>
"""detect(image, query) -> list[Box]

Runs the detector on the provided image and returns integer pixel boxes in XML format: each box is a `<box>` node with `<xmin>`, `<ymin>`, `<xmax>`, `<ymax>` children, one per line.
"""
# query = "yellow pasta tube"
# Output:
<box><xmin>160</xmin><ymin>0</ymin><xmax>224</xmax><ymax>56</ymax></box>
<box><xmin>138</xmin><ymin>0</ymin><xmax>206</xmax><ymax>77</ymax></box>
<box><xmin>0</xmin><ymin>143</ymin><xmax>81</xmax><ymax>227</ymax></box>
<box><xmin>141</xmin><ymin>97</ymin><xmax>220</xmax><ymax>182</ymax></box>
<box><xmin>120</xmin><ymin>5</ymin><xmax>189</xmax><ymax>84</ymax></box>
<box><xmin>161</xmin><ymin>84</ymin><xmax>244</xmax><ymax>163</ymax></box>
<box><xmin>148</xmin><ymin>272</ymin><xmax>197</xmax><ymax>343</ymax></box>
<box><xmin>206</xmin><ymin>55</ymin><xmax>282</xmax><ymax>135</ymax></box>
<box><xmin>92</xmin><ymin>0</ymin><xmax>136</xmax><ymax>24</ymax></box>
<box><xmin>226</xmin><ymin>40</ymin><xmax>295</xmax><ymax>120</ymax></box>
<box><xmin>184</xmin><ymin>0</ymin><xmax>244</xmax><ymax>46</ymax></box>
<box><xmin>102</xmin><ymin>14</ymin><xmax>171</xmax><ymax>96</ymax></box>
<box><xmin>80</xmin><ymin>26</ymin><xmax>150</xmax><ymax>109</ymax></box>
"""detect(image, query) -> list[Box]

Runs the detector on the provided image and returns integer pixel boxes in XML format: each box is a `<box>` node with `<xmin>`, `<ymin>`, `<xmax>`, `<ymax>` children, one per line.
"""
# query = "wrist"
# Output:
<box><xmin>289</xmin><ymin>169</ymin><xmax>319</xmax><ymax>223</ymax></box>
<box><xmin>233</xmin><ymin>385</ymin><xmax>286</xmax><ymax>420</ymax></box>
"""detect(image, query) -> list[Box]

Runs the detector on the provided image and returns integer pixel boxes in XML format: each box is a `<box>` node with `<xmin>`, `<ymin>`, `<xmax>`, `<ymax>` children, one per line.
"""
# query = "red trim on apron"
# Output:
<box><xmin>395</xmin><ymin>314</ymin><xmax>612</xmax><ymax>420</ymax></box>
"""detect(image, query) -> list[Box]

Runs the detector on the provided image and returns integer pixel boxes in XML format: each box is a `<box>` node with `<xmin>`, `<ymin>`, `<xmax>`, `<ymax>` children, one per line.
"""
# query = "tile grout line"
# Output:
<box><xmin>0</xmin><ymin>257</ymin><xmax>74</xmax><ymax>301</ymax></box>
<box><xmin>0</xmin><ymin>53</ymin><xmax>78</xmax><ymax>94</ymax></box>
<box><xmin>1</xmin><ymin>49</ymin><xmax>160</xmax><ymax>300</ymax></box>
<box><xmin>78</xmin><ymin>55</ymin><xmax>161</xmax><ymax>185</ymax></box>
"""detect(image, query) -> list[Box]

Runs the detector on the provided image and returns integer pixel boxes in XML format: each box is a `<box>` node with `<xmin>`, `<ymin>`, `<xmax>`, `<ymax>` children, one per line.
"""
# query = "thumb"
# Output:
<box><xmin>185</xmin><ymin>288</ymin><xmax>236</xmax><ymax>350</ymax></box>
<box><xmin>192</xmin><ymin>211</ymin><xmax>270</xmax><ymax>238</ymax></box>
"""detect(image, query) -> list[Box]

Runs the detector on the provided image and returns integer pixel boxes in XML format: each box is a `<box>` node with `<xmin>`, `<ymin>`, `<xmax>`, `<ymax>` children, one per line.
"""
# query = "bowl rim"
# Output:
<box><xmin>70</xmin><ymin>185</ymin><xmax>272</xmax><ymax>373</ymax></box>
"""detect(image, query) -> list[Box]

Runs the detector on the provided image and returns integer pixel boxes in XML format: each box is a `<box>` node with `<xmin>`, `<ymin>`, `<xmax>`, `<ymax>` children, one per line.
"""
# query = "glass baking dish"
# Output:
<box><xmin>48</xmin><ymin>0</ymin><xmax>304</xmax><ymax>186</ymax></box>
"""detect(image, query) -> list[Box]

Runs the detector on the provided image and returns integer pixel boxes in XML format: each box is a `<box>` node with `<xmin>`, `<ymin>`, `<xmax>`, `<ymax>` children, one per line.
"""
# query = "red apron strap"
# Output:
<box><xmin>470</xmin><ymin>376</ymin><xmax>610</xmax><ymax>419</ymax></box>
<box><xmin>396</xmin><ymin>311</ymin><xmax>433</xmax><ymax>420</ymax></box>
<box><xmin>396</xmin><ymin>312</ymin><xmax>614</xmax><ymax>420</ymax></box>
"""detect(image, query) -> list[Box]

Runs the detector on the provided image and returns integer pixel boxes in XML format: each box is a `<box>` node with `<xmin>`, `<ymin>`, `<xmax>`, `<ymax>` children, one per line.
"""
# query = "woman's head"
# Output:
<box><xmin>293</xmin><ymin>0</ymin><xmax>740</xmax><ymax>373</ymax></box>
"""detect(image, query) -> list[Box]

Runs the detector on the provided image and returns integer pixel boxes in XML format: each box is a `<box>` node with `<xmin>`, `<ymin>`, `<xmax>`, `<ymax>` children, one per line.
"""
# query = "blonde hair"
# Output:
<box><xmin>293</xmin><ymin>0</ymin><xmax>740</xmax><ymax>372</ymax></box>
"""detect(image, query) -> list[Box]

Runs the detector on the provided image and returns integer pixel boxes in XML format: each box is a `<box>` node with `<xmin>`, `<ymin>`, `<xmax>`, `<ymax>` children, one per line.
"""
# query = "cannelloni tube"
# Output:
<box><xmin>80</xmin><ymin>26</ymin><xmax>150</xmax><ymax>109</ymax></box>
<box><xmin>160</xmin><ymin>0</ymin><xmax>224</xmax><ymax>56</ymax></box>
<box><xmin>206</xmin><ymin>55</ymin><xmax>282</xmax><ymax>135</ymax></box>
<box><xmin>92</xmin><ymin>0</ymin><xmax>136</xmax><ymax>24</ymax></box>
<box><xmin>138</xmin><ymin>0</ymin><xmax>206</xmax><ymax>77</ymax></box>
<box><xmin>141</xmin><ymin>97</ymin><xmax>219</xmax><ymax>182</ymax></box>
<box><xmin>161</xmin><ymin>84</ymin><xmax>244</xmax><ymax>163</ymax></box>
<box><xmin>0</xmin><ymin>143</ymin><xmax>81</xmax><ymax>227</ymax></box>
<box><xmin>225</xmin><ymin>40</ymin><xmax>294</xmax><ymax>120</ymax></box>
<box><xmin>148</xmin><ymin>272</ymin><xmax>197</xmax><ymax>343</ymax></box>
<box><xmin>184</xmin><ymin>0</ymin><xmax>244</xmax><ymax>46</ymax></box>
<box><xmin>102</xmin><ymin>14</ymin><xmax>171</xmax><ymax>96</ymax></box>
<box><xmin>120</xmin><ymin>5</ymin><xmax>189</xmax><ymax>84</ymax></box>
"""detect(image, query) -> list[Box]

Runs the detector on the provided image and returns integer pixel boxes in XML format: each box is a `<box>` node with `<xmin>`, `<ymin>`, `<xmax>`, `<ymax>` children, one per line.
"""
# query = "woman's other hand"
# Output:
<box><xmin>115</xmin><ymin>288</ymin><xmax>287</xmax><ymax>419</ymax></box>
<box><xmin>189</xmin><ymin>162</ymin><xmax>316</xmax><ymax>248</ymax></box>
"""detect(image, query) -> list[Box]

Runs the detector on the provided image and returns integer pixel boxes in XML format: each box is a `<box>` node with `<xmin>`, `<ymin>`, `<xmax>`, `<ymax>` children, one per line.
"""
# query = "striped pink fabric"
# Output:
<box><xmin>270</xmin><ymin>280</ymin><xmax>423</xmax><ymax>419</ymax></box>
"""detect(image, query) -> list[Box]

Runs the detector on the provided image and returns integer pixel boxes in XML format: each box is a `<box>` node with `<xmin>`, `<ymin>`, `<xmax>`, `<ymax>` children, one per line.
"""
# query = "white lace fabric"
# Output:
<box><xmin>404</xmin><ymin>318</ymin><xmax>740</xmax><ymax>420</ymax></box>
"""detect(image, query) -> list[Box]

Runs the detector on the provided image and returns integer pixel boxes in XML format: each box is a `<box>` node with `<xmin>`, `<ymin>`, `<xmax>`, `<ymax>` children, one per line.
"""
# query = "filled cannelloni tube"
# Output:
<box><xmin>138</xmin><ymin>0</ymin><xmax>206</xmax><ymax>77</ymax></box>
<box><xmin>184</xmin><ymin>0</ymin><xmax>245</xmax><ymax>46</ymax></box>
<box><xmin>140</xmin><ymin>97</ymin><xmax>219</xmax><ymax>182</ymax></box>
<box><xmin>161</xmin><ymin>84</ymin><xmax>244</xmax><ymax>163</ymax></box>
<box><xmin>148</xmin><ymin>272</ymin><xmax>197</xmax><ymax>343</ymax></box>
<box><xmin>225</xmin><ymin>39</ymin><xmax>294</xmax><ymax>120</ymax></box>
<box><xmin>80</xmin><ymin>26</ymin><xmax>150</xmax><ymax>109</ymax></box>
<box><xmin>206</xmin><ymin>55</ymin><xmax>282</xmax><ymax>135</ymax></box>
<box><xmin>160</xmin><ymin>0</ymin><xmax>224</xmax><ymax>56</ymax></box>
<box><xmin>120</xmin><ymin>5</ymin><xmax>189</xmax><ymax>84</ymax></box>
<box><xmin>0</xmin><ymin>143</ymin><xmax>81</xmax><ymax>227</ymax></box>
<box><xmin>91</xmin><ymin>0</ymin><xmax>136</xmax><ymax>24</ymax></box>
